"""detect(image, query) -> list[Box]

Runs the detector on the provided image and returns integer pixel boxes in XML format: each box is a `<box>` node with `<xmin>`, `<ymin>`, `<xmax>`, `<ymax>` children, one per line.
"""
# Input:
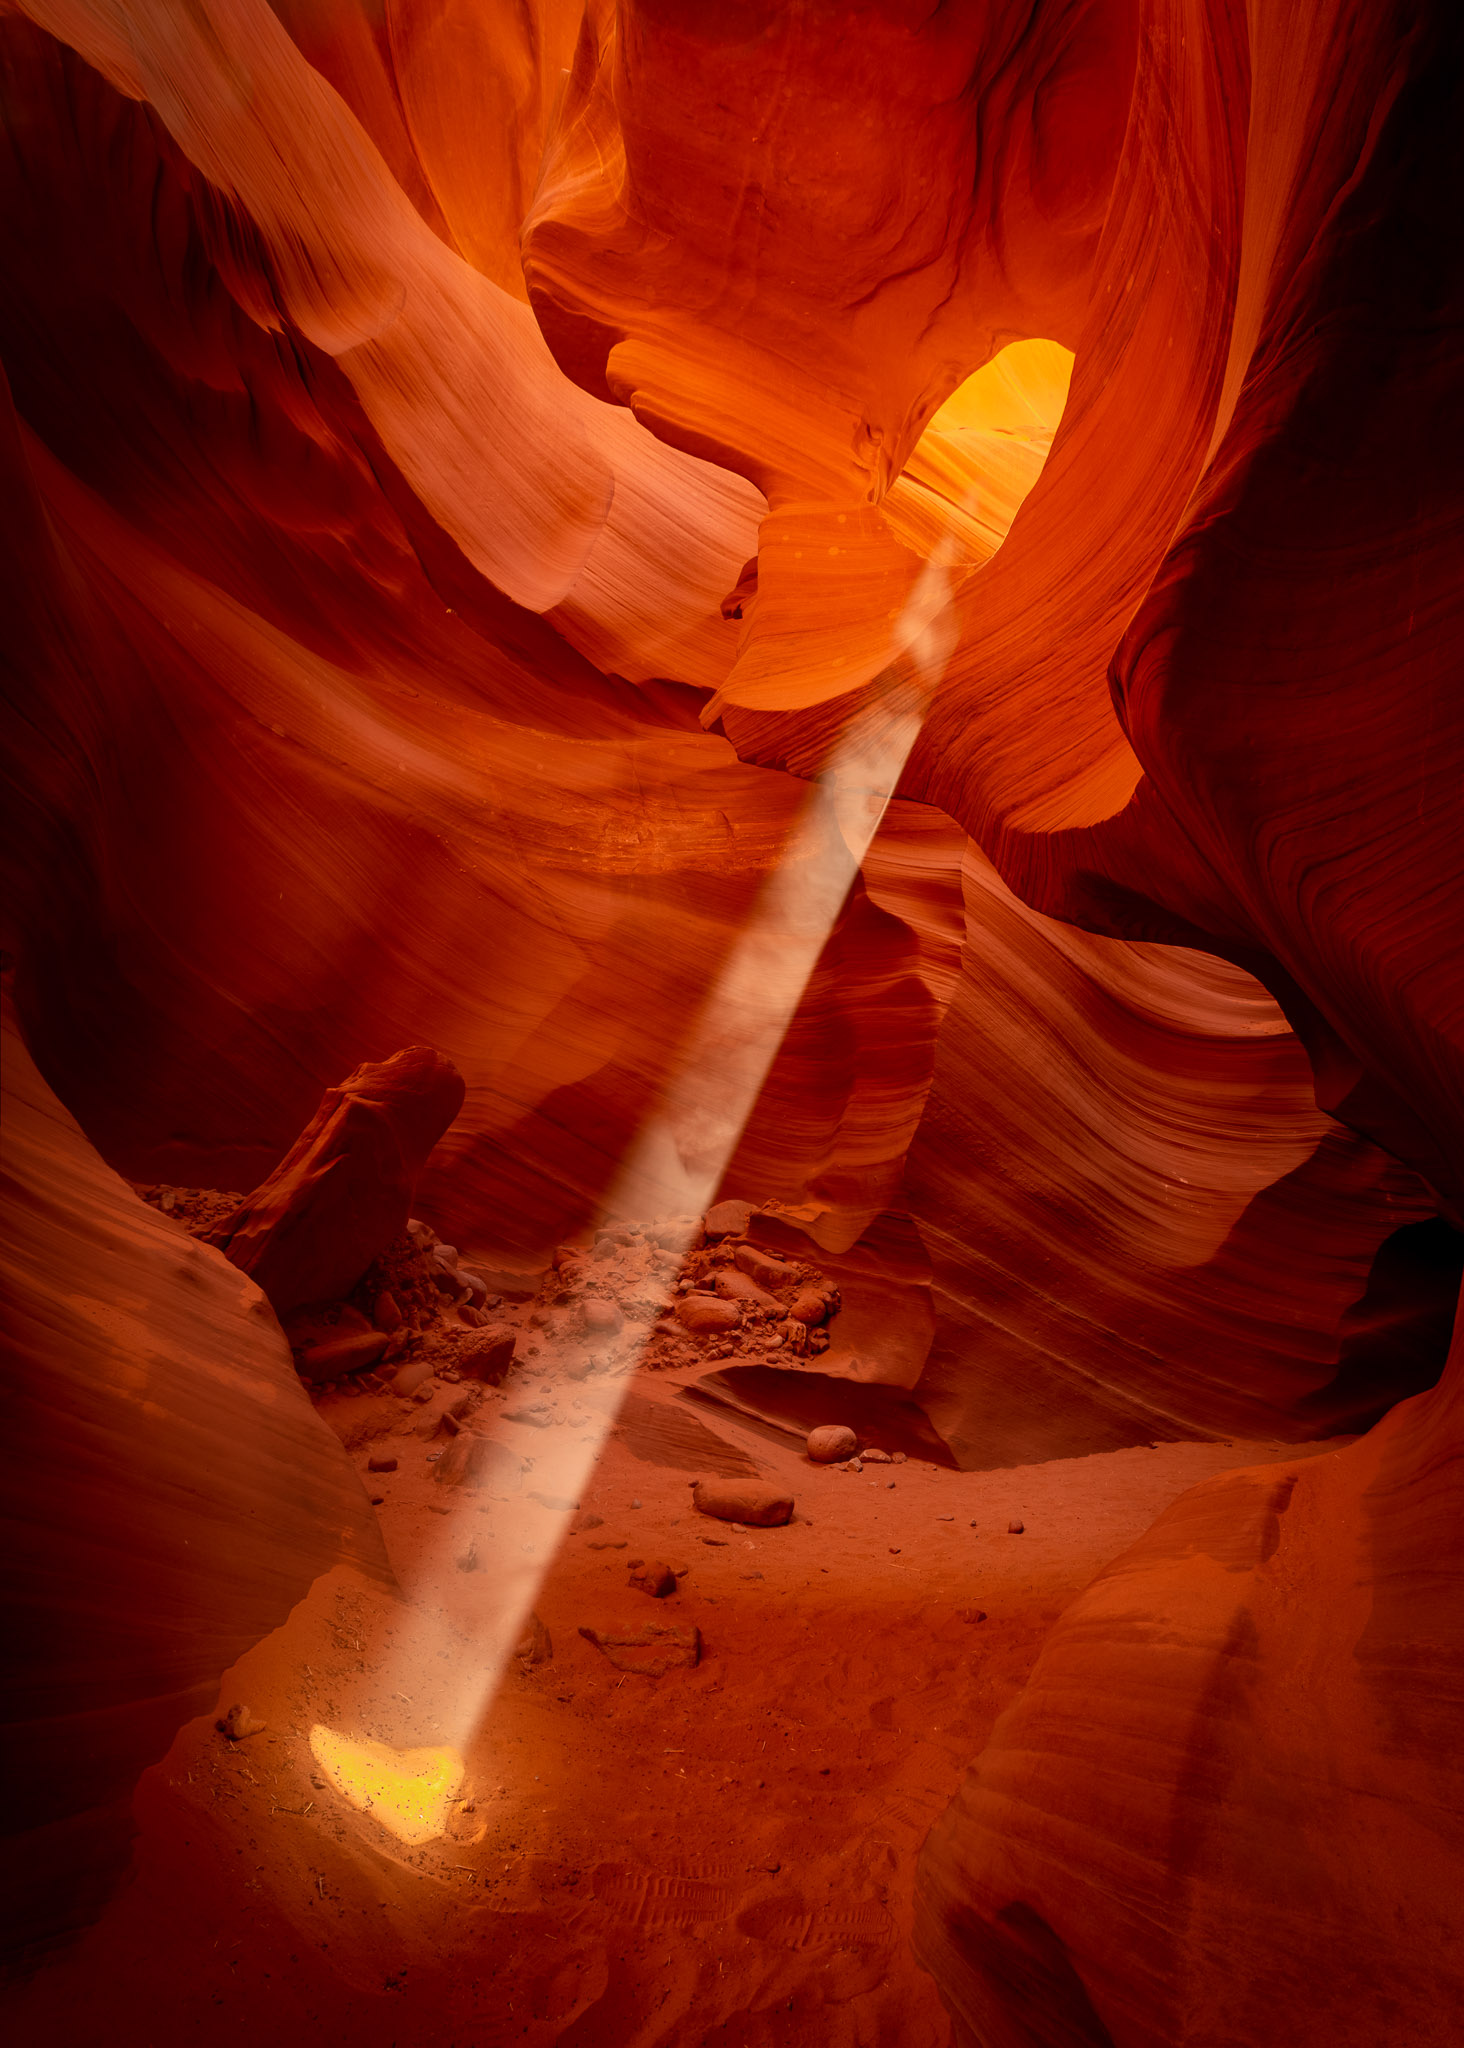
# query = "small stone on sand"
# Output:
<box><xmin>806</xmin><ymin>1424</ymin><xmax>858</xmax><ymax>1463</ymax></box>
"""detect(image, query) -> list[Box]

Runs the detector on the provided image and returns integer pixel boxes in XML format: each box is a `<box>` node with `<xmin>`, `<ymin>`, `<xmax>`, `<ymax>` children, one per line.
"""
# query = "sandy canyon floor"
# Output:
<box><xmin>6</xmin><ymin>1329</ymin><xmax>1342</xmax><ymax>2048</ymax></box>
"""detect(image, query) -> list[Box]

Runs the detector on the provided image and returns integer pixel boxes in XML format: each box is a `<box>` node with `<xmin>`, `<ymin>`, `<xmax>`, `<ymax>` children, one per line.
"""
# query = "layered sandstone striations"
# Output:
<box><xmin>1</xmin><ymin>0</ymin><xmax>1462</xmax><ymax>2038</ymax></box>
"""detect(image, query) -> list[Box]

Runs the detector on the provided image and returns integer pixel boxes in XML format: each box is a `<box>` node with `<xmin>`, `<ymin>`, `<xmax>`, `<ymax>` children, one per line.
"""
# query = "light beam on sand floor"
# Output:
<box><xmin>313</xmin><ymin>553</ymin><xmax>963</xmax><ymax>1823</ymax></box>
<box><xmin>308</xmin><ymin>1729</ymin><xmax>465</xmax><ymax>1846</ymax></box>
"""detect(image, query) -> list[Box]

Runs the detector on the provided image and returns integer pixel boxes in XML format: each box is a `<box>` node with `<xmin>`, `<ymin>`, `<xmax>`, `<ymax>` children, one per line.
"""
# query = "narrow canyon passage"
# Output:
<box><xmin>4</xmin><ymin>4</ymin><xmax>1463</xmax><ymax>2045</ymax></box>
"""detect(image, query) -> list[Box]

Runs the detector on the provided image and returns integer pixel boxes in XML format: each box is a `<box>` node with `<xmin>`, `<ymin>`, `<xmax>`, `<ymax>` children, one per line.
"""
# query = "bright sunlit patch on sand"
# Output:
<box><xmin>308</xmin><ymin>1726</ymin><xmax>464</xmax><ymax>1845</ymax></box>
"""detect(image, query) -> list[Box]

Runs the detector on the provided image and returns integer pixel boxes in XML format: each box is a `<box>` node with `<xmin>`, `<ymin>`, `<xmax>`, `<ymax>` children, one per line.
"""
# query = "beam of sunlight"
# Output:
<box><xmin>311</xmin><ymin>545</ymin><xmax>965</xmax><ymax>1839</ymax></box>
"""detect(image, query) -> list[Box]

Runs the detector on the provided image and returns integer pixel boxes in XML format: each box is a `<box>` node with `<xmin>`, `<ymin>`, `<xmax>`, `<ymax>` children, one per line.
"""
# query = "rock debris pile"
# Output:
<box><xmin>134</xmin><ymin>1183</ymin><xmax>844</xmax><ymax>1393</ymax></box>
<box><xmin>538</xmin><ymin>1206</ymin><xmax>841</xmax><ymax>1378</ymax></box>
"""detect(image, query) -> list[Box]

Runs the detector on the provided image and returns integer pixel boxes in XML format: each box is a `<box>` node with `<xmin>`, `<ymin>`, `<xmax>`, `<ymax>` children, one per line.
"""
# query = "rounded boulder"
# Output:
<box><xmin>692</xmin><ymin>1478</ymin><xmax>794</xmax><ymax>1526</ymax></box>
<box><xmin>806</xmin><ymin>1425</ymin><xmax>858</xmax><ymax>1464</ymax></box>
<box><xmin>674</xmin><ymin>1295</ymin><xmax>741</xmax><ymax>1335</ymax></box>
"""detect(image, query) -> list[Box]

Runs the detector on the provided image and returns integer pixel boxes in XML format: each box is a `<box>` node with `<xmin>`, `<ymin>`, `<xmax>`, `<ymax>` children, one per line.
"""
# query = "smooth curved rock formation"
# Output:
<box><xmin>915</xmin><ymin>1342</ymin><xmax>1464</xmax><ymax>2046</ymax></box>
<box><xmin>1</xmin><ymin>0</ymin><xmax>1462</xmax><ymax>2037</ymax></box>
<box><xmin>905</xmin><ymin>9</ymin><xmax>1464</xmax><ymax>2039</ymax></box>
<box><xmin>0</xmin><ymin>997</ymin><xmax>387</xmax><ymax>1969</ymax></box>
<box><xmin>211</xmin><ymin>1045</ymin><xmax>464</xmax><ymax>1316</ymax></box>
<box><xmin>908</xmin><ymin>845</ymin><xmax>1446</xmax><ymax>1463</ymax></box>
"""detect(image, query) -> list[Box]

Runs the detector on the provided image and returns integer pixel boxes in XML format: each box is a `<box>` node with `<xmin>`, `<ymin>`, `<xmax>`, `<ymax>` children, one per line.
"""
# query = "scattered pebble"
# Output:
<box><xmin>936</xmin><ymin>1514</ymin><xmax>954</xmax><ymax>1522</ymax></box>
<box><xmin>888</xmin><ymin>1547</ymin><xmax>901</xmax><ymax>1556</ymax></box>
<box><xmin>806</xmin><ymin>1424</ymin><xmax>858</xmax><ymax>1464</ymax></box>
<box><xmin>1008</xmin><ymin>1519</ymin><xmax>1024</xmax><ymax>1534</ymax></box>
<box><xmin>367</xmin><ymin>1454</ymin><xmax>398</xmax><ymax>1473</ymax></box>
<box><xmin>628</xmin><ymin>1560</ymin><xmax>678</xmax><ymax>1598</ymax></box>
<box><xmin>503</xmin><ymin>1402</ymin><xmax>553</xmax><ymax>1427</ymax></box>
<box><xmin>515</xmin><ymin>1614</ymin><xmax>553</xmax><ymax>1666</ymax></box>
<box><xmin>216</xmin><ymin>1704</ymin><xmax>265</xmax><ymax>1741</ymax></box>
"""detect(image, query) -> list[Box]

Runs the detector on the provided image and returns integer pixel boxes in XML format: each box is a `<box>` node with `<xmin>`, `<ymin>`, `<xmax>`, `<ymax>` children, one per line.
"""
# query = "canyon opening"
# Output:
<box><xmin>2</xmin><ymin>5</ymin><xmax>1462</xmax><ymax>2046</ymax></box>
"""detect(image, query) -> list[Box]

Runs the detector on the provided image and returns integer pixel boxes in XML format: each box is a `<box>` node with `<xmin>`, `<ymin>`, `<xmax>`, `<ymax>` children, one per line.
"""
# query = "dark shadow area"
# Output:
<box><xmin>1298</xmin><ymin>1217</ymin><xmax>1463</xmax><ymax>1426</ymax></box>
<box><xmin>681</xmin><ymin>1364</ymin><xmax>959</xmax><ymax>1466</ymax></box>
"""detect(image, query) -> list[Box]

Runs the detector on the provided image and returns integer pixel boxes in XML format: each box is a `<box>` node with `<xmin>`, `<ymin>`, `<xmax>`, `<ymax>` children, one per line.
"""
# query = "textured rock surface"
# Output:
<box><xmin>1</xmin><ymin>0</ymin><xmax>1462</xmax><ymax>2039</ymax></box>
<box><xmin>0</xmin><ymin>998</ymin><xmax>387</xmax><ymax>1967</ymax></box>
<box><xmin>916</xmin><ymin>1353</ymin><xmax>1464</xmax><ymax>2046</ymax></box>
<box><xmin>691</xmin><ymin>1479</ymin><xmax>795</xmax><ymax>1529</ymax></box>
<box><xmin>211</xmin><ymin>1046</ymin><xmax>464</xmax><ymax>1317</ymax></box>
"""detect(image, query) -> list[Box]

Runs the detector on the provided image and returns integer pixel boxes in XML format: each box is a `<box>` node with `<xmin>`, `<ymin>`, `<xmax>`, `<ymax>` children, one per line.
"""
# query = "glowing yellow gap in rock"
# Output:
<box><xmin>308</xmin><ymin>1726</ymin><xmax>464</xmax><ymax>1846</ymax></box>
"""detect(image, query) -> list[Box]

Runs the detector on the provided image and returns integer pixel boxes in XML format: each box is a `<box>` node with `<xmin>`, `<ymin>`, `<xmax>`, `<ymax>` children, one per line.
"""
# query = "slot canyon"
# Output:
<box><xmin>2</xmin><ymin>2</ymin><xmax>1461</xmax><ymax>2042</ymax></box>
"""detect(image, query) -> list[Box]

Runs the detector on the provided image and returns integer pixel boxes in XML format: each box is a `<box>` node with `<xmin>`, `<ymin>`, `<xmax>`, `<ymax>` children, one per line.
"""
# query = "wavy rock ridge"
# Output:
<box><xmin>2</xmin><ymin>0</ymin><xmax>1462</xmax><ymax>2039</ymax></box>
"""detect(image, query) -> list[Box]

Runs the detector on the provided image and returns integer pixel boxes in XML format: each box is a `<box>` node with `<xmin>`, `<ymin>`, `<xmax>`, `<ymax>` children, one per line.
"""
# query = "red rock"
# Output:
<box><xmin>577</xmin><ymin>1623</ymin><xmax>701</xmax><ymax>1676</ymax></box>
<box><xmin>691</xmin><ymin>1479</ymin><xmax>794</xmax><ymax>1527</ymax></box>
<box><xmin>702</xmin><ymin>1200</ymin><xmax>755</xmax><ymax>1239</ymax></box>
<box><xmin>463</xmin><ymin>1263</ymin><xmax>547</xmax><ymax>1302</ymax></box>
<box><xmin>216</xmin><ymin>1704</ymin><xmax>266</xmax><ymax>1741</ymax></box>
<box><xmin>366</xmin><ymin>1455</ymin><xmax>397</xmax><ymax>1474</ymax></box>
<box><xmin>734</xmin><ymin>1243</ymin><xmax>796</xmax><ymax>1291</ymax></box>
<box><xmin>284</xmin><ymin>1306</ymin><xmax>389</xmax><ymax>1383</ymax></box>
<box><xmin>7</xmin><ymin>6</ymin><xmax>1464</xmax><ymax>2031</ymax></box>
<box><xmin>433</xmin><ymin>1436</ymin><xmax>522</xmax><ymax>1495</ymax></box>
<box><xmin>211</xmin><ymin>1048</ymin><xmax>465</xmax><ymax>1319</ymax></box>
<box><xmin>674</xmin><ymin>1295</ymin><xmax>740</xmax><ymax>1336</ymax></box>
<box><xmin>371</xmin><ymin>1290</ymin><xmax>403</xmax><ymax>1333</ymax></box>
<box><xmin>787</xmin><ymin>1288</ymin><xmax>831</xmax><ymax>1327</ymax></box>
<box><xmin>714</xmin><ymin>1268</ymin><xmax>780</xmax><ymax>1309</ymax></box>
<box><xmin>515</xmin><ymin>1613</ymin><xmax>553</xmax><ymax>1666</ymax></box>
<box><xmin>459</xmin><ymin>1324</ymin><xmax>516</xmax><ymax>1383</ymax></box>
<box><xmin>628</xmin><ymin>1560</ymin><xmax>677</xmax><ymax>1598</ymax></box>
<box><xmin>806</xmin><ymin>1425</ymin><xmax>858</xmax><ymax>1464</ymax></box>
